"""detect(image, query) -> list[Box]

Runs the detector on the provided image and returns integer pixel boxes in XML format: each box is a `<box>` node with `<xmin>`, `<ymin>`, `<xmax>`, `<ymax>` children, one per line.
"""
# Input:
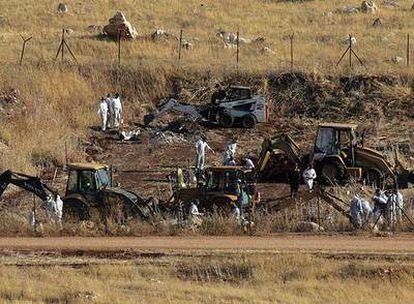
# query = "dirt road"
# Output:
<box><xmin>1</xmin><ymin>235</ymin><xmax>414</xmax><ymax>255</ymax></box>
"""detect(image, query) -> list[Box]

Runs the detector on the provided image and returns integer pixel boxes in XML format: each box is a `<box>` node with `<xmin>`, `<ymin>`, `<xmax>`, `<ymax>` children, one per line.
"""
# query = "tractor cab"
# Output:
<box><xmin>173</xmin><ymin>166</ymin><xmax>258</xmax><ymax>213</ymax></box>
<box><xmin>312</xmin><ymin>123</ymin><xmax>394</xmax><ymax>185</ymax></box>
<box><xmin>65</xmin><ymin>163</ymin><xmax>111</xmax><ymax>206</ymax></box>
<box><xmin>223</xmin><ymin>86</ymin><xmax>252</xmax><ymax>102</ymax></box>
<box><xmin>314</xmin><ymin>123</ymin><xmax>358</xmax><ymax>167</ymax></box>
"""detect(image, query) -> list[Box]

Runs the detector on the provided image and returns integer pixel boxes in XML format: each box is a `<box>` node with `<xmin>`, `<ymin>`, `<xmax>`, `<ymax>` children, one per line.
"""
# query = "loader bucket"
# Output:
<box><xmin>143</xmin><ymin>113</ymin><xmax>155</xmax><ymax>126</ymax></box>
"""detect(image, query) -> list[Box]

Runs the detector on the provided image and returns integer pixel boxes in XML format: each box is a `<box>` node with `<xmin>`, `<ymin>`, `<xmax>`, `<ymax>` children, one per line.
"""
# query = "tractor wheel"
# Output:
<box><xmin>364</xmin><ymin>169</ymin><xmax>384</xmax><ymax>188</ymax></box>
<box><xmin>321</xmin><ymin>160</ymin><xmax>345</xmax><ymax>185</ymax></box>
<box><xmin>242</xmin><ymin>114</ymin><xmax>257</xmax><ymax>128</ymax></box>
<box><xmin>219</xmin><ymin>113</ymin><xmax>234</xmax><ymax>128</ymax></box>
<box><xmin>62</xmin><ymin>200</ymin><xmax>90</xmax><ymax>222</ymax></box>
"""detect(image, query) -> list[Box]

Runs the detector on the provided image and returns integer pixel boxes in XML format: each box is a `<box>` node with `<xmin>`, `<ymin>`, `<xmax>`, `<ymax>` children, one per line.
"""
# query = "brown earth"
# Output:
<box><xmin>1</xmin><ymin>235</ymin><xmax>414</xmax><ymax>255</ymax></box>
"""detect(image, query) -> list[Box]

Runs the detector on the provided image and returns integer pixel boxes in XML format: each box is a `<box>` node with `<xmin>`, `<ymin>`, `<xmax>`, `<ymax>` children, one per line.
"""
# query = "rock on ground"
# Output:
<box><xmin>392</xmin><ymin>55</ymin><xmax>403</xmax><ymax>63</ymax></box>
<box><xmin>150</xmin><ymin>131</ymin><xmax>188</xmax><ymax>145</ymax></box>
<box><xmin>151</xmin><ymin>29</ymin><xmax>171</xmax><ymax>41</ymax></box>
<box><xmin>261</xmin><ymin>47</ymin><xmax>276</xmax><ymax>55</ymax></box>
<box><xmin>87</xmin><ymin>25</ymin><xmax>102</xmax><ymax>33</ymax></box>
<box><xmin>0</xmin><ymin>88</ymin><xmax>20</xmax><ymax>105</ymax></box>
<box><xmin>103</xmin><ymin>11</ymin><xmax>137</xmax><ymax>40</ymax></box>
<box><xmin>361</xmin><ymin>1</ymin><xmax>378</xmax><ymax>13</ymax></box>
<box><xmin>296</xmin><ymin>221</ymin><xmax>324</xmax><ymax>232</ymax></box>
<box><xmin>344</xmin><ymin>36</ymin><xmax>357</xmax><ymax>45</ymax></box>
<box><xmin>381</xmin><ymin>0</ymin><xmax>399</xmax><ymax>7</ymax></box>
<box><xmin>372</xmin><ymin>18</ymin><xmax>382</xmax><ymax>27</ymax></box>
<box><xmin>57</xmin><ymin>3</ymin><xmax>68</xmax><ymax>13</ymax></box>
<box><xmin>0</xmin><ymin>16</ymin><xmax>6</xmax><ymax>26</ymax></box>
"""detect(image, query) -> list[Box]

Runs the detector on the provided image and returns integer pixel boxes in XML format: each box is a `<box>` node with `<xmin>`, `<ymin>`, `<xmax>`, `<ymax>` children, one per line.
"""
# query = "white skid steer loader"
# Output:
<box><xmin>143</xmin><ymin>85</ymin><xmax>269</xmax><ymax>128</ymax></box>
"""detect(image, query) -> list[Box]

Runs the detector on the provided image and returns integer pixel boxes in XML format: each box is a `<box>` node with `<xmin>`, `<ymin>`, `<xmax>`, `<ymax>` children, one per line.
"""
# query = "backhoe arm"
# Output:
<box><xmin>143</xmin><ymin>98</ymin><xmax>202</xmax><ymax>125</ymax></box>
<box><xmin>0</xmin><ymin>170</ymin><xmax>56</xmax><ymax>201</ymax></box>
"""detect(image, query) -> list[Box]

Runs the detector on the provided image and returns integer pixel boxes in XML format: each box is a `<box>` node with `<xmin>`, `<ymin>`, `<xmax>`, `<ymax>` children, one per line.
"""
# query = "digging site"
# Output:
<box><xmin>3</xmin><ymin>0</ymin><xmax>414</xmax><ymax>301</ymax></box>
<box><xmin>2</xmin><ymin>71</ymin><xmax>414</xmax><ymax>234</ymax></box>
<box><xmin>2</xmin><ymin>70</ymin><xmax>414</xmax><ymax>303</ymax></box>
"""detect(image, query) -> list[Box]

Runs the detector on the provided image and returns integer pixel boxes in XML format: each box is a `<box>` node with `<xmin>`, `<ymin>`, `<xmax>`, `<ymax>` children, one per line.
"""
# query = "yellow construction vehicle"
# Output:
<box><xmin>257</xmin><ymin>123</ymin><xmax>414</xmax><ymax>188</ymax></box>
<box><xmin>0</xmin><ymin>163</ymin><xmax>156</xmax><ymax>222</ymax></box>
<box><xmin>168</xmin><ymin>166</ymin><xmax>259</xmax><ymax>213</ymax></box>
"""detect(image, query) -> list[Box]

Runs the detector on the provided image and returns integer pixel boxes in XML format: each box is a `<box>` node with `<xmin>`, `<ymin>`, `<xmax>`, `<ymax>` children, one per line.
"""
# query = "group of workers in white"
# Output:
<box><xmin>29</xmin><ymin>194</ymin><xmax>64</xmax><ymax>230</ymax></box>
<box><xmin>98</xmin><ymin>93</ymin><xmax>123</xmax><ymax>132</ymax></box>
<box><xmin>194</xmin><ymin>136</ymin><xmax>255</xmax><ymax>172</ymax></box>
<box><xmin>190</xmin><ymin>136</ymin><xmax>255</xmax><ymax>229</ymax></box>
<box><xmin>351</xmin><ymin>187</ymin><xmax>404</xmax><ymax>229</ymax></box>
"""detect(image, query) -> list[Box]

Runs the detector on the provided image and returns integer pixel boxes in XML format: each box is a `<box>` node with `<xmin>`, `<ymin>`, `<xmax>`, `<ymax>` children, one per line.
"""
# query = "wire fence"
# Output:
<box><xmin>0</xmin><ymin>28</ymin><xmax>413</xmax><ymax>76</ymax></box>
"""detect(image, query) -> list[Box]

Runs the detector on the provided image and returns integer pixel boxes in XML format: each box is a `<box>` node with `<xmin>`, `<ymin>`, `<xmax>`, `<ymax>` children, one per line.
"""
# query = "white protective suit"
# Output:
<box><xmin>222</xmin><ymin>141</ymin><xmax>237</xmax><ymax>166</ymax></box>
<box><xmin>303</xmin><ymin>167</ymin><xmax>317</xmax><ymax>192</ymax></box>
<box><xmin>195</xmin><ymin>139</ymin><xmax>212</xmax><ymax>170</ymax></box>
<box><xmin>226</xmin><ymin>142</ymin><xmax>237</xmax><ymax>158</ymax></box>
<box><xmin>188</xmin><ymin>202</ymin><xmax>203</xmax><ymax>226</ymax></box>
<box><xmin>112</xmin><ymin>96</ymin><xmax>123</xmax><ymax>128</ymax></box>
<box><xmin>55</xmin><ymin>195</ymin><xmax>64</xmax><ymax>222</ymax></box>
<box><xmin>43</xmin><ymin>195</ymin><xmax>63</xmax><ymax>223</ymax></box>
<box><xmin>98</xmin><ymin>100</ymin><xmax>108</xmax><ymax>131</ymax></box>
<box><xmin>244</xmin><ymin>158</ymin><xmax>255</xmax><ymax>171</ymax></box>
<box><xmin>350</xmin><ymin>195</ymin><xmax>372</xmax><ymax>228</ymax></box>
<box><xmin>105</xmin><ymin>96</ymin><xmax>113</xmax><ymax>128</ymax></box>
<box><xmin>228</xmin><ymin>159</ymin><xmax>236</xmax><ymax>166</ymax></box>
<box><xmin>388</xmin><ymin>191</ymin><xmax>404</xmax><ymax>224</ymax></box>
<box><xmin>373</xmin><ymin>191</ymin><xmax>388</xmax><ymax>221</ymax></box>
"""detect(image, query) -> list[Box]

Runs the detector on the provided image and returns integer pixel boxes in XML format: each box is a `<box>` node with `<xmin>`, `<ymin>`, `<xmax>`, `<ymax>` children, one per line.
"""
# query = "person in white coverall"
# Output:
<box><xmin>195</xmin><ymin>136</ymin><xmax>214</xmax><ymax>171</ymax></box>
<box><xmin>112</xmin><ymin>93</ymin><xmax>122</xmax><ymax>129</ymax></box>
<box><xmin>387</xmin><ymin>189</ymin><xmax>404</xmax><ymax>226</ymax></box>
<box><xmin>226</xmin><ymin>138</ymin><xmax>237</xmax><ymax>158</ymax></box>
<box><xmin>98</xmin><ymin>97</ymin><xmax>108</xmax><ymax>132</ymax></box>
<box><xmin>244</xmin><ymin>157</ymin><xmax>255</xmax><ymax>171</ymax></box>
<box><xmin>302</xmin><ymin>164</ymin><xmax>317</xmax><ymax>192</ymax></box>
<box><xmin>222</xmin><ymin>138</ymin><xmax>237</xmax><ymax>165</ymax></box>
<box><xmin>188</xmin><ymin>199</ymin><xmax>203</xmax><ymax>227</ymax></box>
<box><xmin>105</xmin><ymin>94</ymin><xmax>113</xmax><ymax>128</ymax></box>
<box><xmin>350</xmin><ymin>193</ymin><xmax>373</xmax><ymax>229</ymax></box>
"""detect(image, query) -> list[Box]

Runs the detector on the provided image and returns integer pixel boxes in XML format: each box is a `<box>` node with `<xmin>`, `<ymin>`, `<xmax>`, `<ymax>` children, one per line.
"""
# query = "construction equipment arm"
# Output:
<box><xmin>143</xmin><ymin>98</ymin><xmax>203</xmax><ymax>125</ymax></box>
<box><xmin>0</xmin><ymin>170</ymin><xmax>57</xmax><ymax>202</ymax></box>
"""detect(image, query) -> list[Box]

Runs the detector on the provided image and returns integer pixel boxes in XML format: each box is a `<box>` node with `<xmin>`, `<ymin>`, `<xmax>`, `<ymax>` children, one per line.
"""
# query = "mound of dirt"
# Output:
<box><xmin>268</xmin><ymin>72</ymin><xmax>414</xmax><ymax>120</ymax></box>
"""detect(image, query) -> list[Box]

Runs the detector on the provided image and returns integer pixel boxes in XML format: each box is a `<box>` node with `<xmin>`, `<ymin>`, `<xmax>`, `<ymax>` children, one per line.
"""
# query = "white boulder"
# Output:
<box><xmin>361</xmin><ymin>1</ymin><xmax>378</xmax><ymax>13</ymax></box>
<box><xmin>57</xmin><ymin>3</ymin><xmax>68</xmax><ymax>13</ymax></box>
<box><xmin>103</xmin><ymin>11</ymin><xmax>137</xmax><ymax>40</ymax></box>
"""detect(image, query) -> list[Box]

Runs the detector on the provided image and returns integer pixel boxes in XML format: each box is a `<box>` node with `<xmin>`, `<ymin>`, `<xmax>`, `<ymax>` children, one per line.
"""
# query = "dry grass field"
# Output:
<box><xmin>1</xmin><ymin>2</ymin><xmax>414</xmax><ymax>302</ymax></box>
<box><xmin>1</xmin><ymin>0</ymin><xmax>414</xmax><ymax>172</ymax></box>
<box><xmin>0</xmin><ymin>247</ymin><xmax>414</xmax><ymax>303</ymax></box>
<box><xmin>1</xmin><ymin>0</ymin><xmax>414</xmax><ymax>73</ymax></box>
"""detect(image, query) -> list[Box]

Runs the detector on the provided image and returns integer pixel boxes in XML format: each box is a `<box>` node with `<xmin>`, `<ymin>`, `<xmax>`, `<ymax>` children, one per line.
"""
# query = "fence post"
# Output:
<box><xmin>289</xmin><ymin>33</ymin><xmax>295</xmax><ymax>70</ymax></box>
<box><xmin>236</xmin><ymin>31</ymin><xmax>240</xmax><ymax>74</ymax></box>
<box><xmin>118</xmin><ymin>29</ymin><xmax>121</xmax><ymax>67</ymax></box>
<box><xmin>19</xmin><ymin>35</ymin><xmax>32</xmax><ymax>65</ymax></box>
<box><xmin>61</xmin><ymin>29</ymin><xmax>65</xmax><ymax>62</ymax></box>
<box><xmin>407</xmin><ymin>33</ymin><xmax>410</xmax><ymax>67</ymax></box>
<box><xmin>178</xmin><ymin>29</ymin><xmax>183</xmax><ymax>68</ymax></box>
<box><xmin>54</xmin><ymin>29</ymin><xmax>78</xmax><ymax>64</ymax></box>
<box><xmin>349</xmin><ymin>34</ymin><xmax>352</xmax><ymax>68</ymax></box>
<box><xmin>32</xmin><ymin>189</ymin><xmax>37</xmax><ymax>233</ymax></box>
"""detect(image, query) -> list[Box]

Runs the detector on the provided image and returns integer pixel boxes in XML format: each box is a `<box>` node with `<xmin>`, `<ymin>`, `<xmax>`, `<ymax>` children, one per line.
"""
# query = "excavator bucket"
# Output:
<box><xmin>143</xmin><ymin>113</ymin><xmax>156</xmax><ymax>126</ymax></box>
<box><xmin>257</xmin><ymin>135</ymin><xmax>302</xmax><ymax>182</ymax></box>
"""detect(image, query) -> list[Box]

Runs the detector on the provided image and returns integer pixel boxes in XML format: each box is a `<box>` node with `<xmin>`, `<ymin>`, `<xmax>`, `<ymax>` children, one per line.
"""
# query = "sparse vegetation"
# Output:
<box><xmin>0</xmin><ymin>252</ymin><xmax>414</xmax><ymax>303</ymax></box>
<box><xmin>0</xmin><ymin>0</ymin><xmax>414</xmax><ymax>173</ymax></box>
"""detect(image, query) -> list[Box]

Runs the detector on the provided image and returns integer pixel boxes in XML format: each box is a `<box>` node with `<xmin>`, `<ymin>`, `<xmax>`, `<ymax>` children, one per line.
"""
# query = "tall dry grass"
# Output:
<box><xmin>0</xmin><ymin>0</ymin><xmax>414</xmax><ymax>74</ymax></box>
<box><xmin>0</xmin><ymin>252</ymin><xmax>414</xmax><ymax>303</ymax></box>
<box><xmin>0</xmin><ymin>0</ymin><xmax>414</xmax><ymax>172</ymax></box>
